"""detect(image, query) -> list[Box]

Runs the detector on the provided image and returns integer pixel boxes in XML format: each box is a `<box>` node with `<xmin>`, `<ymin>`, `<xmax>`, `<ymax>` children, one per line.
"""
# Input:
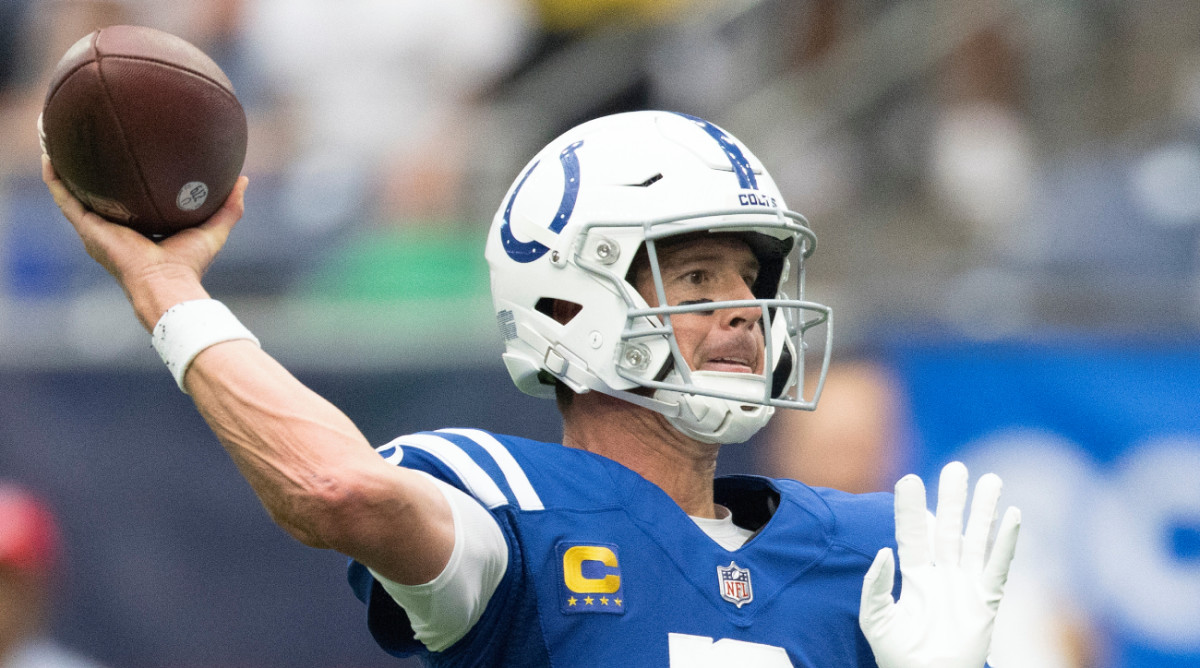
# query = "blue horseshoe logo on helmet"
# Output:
<box><xmin>500</xmin><ymin>140</ymin><xmax>584</xmax><ymax>263</ymax></box>
<box><xmin>675</xmin><ymin>113</ymin><xmax>759</xmax><ymax>190</ymax></box>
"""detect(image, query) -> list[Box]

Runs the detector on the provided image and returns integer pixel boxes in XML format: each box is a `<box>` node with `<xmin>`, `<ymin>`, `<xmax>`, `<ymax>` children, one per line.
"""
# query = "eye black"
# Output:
<box><xmin>678</xmin><ymin>299</ymin><xmax>714</xmax><ymax>316</ymax></box>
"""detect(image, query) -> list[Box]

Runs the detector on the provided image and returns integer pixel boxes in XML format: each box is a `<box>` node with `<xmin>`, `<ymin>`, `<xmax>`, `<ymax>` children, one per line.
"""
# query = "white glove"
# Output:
<box><xmin>859</xmin><ymin>461</ymin><xmax>1021</xmax><ymax>668</ymax></box>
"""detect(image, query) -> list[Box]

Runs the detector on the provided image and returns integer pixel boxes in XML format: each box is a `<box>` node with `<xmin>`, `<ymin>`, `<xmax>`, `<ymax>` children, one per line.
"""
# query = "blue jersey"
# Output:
<box><xmin>348</xmin><ymin>429</ymin><xmax>898</xmax><ymax>667</ymax></box>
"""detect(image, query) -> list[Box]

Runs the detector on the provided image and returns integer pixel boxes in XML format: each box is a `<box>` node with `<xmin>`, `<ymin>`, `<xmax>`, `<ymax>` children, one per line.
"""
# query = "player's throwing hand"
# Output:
<box><xmin>41</xmin><ymin>152</ymin><xmax>248</xmax><ymax>330</ymax></box>
<box><xmin>859</xmin><ymin>461</ymin><xmax>1020</xmax><ymax>668</ymax></box>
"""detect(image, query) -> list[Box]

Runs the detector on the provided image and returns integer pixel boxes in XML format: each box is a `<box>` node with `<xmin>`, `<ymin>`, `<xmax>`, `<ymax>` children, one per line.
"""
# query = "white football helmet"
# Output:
<box><xmin>486</xmin><ymin>111</ymin><xmax>832</xmax><ymax>444</ymax></box>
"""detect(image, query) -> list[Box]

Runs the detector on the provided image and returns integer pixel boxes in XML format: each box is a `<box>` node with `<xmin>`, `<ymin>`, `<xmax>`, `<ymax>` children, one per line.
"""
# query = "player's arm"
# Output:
<box><xmin>41</xmin><ymin>155</ymin><xmax>455</xmax><ymax>588</ymax></box>
<box><xmin>184</xmin><ymin>342</ymin><xmax>458</xmax><ymax>584</ymax></box>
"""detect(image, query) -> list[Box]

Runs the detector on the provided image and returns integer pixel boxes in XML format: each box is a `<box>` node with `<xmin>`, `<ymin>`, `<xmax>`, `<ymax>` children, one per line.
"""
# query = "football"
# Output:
<box><xmin>40</xmin><ymin>25</ymin><xmax>248</xmax><ymax>238</ymax></box>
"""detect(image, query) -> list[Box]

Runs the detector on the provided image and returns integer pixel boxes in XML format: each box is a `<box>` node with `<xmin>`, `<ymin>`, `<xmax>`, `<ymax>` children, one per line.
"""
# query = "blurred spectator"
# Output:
<box><xmin>240</xmin><ymin>0</ymin><xmax>533</xmax><ymax>229</ymax></box>
<box><xmin>927</xmin><ymin>1</ymin><xmax>1200</xmax><ymax>337</ymax></box>
<box><xmin>928</xmin><ymin>21</ymin><xmax>1037</xmax><ymax>258</ymax></box>
<box><xmin>483</xmin><ymin>0</ymin><xmax>718</xmax><ymax>158</ymax></box>
<box><xmin>0</xmin><ymin>484</ymin><xmax>107</xmax><ymax>668</ymax></box>
<box><xmin>0</xmin><ymin>1</ymin><xmax>33</xmax><ymax>94</ymax></box>
<box><xmin>233</xmin><ymin>0</ymin><xmax>536</xmax><ymax>303</ymax></box>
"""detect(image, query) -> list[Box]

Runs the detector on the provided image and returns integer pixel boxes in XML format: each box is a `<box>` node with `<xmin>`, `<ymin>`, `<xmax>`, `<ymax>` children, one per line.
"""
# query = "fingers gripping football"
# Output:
<box><xmin>42</xmin><ymin>153</ymin><xmax>246</xmax><ymax>283</ymax></box>
<box><xmin>859</xmin><ymin>462</ymin><xmax>1021</xmax><ymax>668</ymax></box>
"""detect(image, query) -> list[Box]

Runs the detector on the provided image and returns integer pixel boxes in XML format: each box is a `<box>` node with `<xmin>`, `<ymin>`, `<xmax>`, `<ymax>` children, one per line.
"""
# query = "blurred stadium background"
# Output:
<box><xmin>2</xmin><ymin>0</ymin><xmax>1199</xmax><ymax>666</ymax></box>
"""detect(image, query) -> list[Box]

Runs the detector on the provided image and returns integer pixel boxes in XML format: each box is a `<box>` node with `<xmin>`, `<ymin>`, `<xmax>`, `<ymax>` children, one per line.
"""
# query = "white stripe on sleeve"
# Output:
<box><xmin>437</xmin><ymin>429</ymin><xmax>544</xmax><ymax>511</ymax></box>
<box><xmin>393</xmin><ymin>433</ymin><xmax>509</xmax><ymax>509</ymax></box>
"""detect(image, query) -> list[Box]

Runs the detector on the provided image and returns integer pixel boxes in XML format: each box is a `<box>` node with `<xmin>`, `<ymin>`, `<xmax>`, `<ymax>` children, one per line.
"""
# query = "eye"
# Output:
<box><xmin>682</xmin><ymin>269</ymin><xmax>707</xmax><ymax>285</ymax></box>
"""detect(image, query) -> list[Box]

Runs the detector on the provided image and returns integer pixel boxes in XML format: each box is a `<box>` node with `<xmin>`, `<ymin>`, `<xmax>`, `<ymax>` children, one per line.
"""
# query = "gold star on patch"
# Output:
<box><xmin>615</xmin><ymin>598</ymin><xmax>623</xmax><ymax>606</ymax></box>
<box><xmin>599</xmin><ymin>597</ymin><xmax>609</xmax><ymax>605</ymax></box>
<box><xmin>567</xmin><ymin>597</ymin><xmax>577</xmax><ymax>606</ymax></box>
<box><xmin>584</xmin><ymin>596</ymin><xmax>594</xmax><ymax>605</ymax></box>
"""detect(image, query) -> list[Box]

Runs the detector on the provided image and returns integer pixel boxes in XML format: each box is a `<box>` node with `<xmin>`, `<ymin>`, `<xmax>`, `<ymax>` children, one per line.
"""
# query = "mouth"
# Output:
<box><xmin>701</xmin><ymin>356</ymin><xmax>757</xmax><ymax>374</ymax></box>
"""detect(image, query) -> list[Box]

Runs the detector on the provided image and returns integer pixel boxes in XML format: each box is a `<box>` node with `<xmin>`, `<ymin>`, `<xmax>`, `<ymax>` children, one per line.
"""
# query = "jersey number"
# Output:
<box><xmin>668</xmin><ymin>633</ymin><xmax>792</xmax><ymax>667</ymax></box>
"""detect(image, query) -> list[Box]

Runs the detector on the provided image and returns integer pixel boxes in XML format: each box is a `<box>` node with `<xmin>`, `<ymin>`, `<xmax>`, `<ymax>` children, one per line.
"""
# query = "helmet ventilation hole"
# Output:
<box><xmin>536</xmin><ymin>298</ymin><xmax>583</xmax><ymax>325</ymax></box>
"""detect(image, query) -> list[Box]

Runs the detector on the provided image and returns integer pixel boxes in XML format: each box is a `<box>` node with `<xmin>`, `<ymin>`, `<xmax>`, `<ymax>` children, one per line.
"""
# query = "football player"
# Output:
<box><xmin>0</xmin><ymin>483</ymin><xmax>112</xmax><ymax>668</ymax></box>
<box><xmin>43</xmin><ymin>110</ymin><xmax>1018</xmax><ymax>667</ymax></box>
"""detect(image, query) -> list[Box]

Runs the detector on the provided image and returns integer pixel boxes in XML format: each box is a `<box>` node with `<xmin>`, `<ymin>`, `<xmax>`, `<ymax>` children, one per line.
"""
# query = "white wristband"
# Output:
<box><xmin>151</xmin><ymin>299</ymin><xmax>260</xmax><ymax>393</ymax></box>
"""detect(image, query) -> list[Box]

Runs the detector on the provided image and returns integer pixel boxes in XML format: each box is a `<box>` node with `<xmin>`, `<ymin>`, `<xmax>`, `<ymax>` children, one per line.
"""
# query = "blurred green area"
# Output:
<box><xmin>301</xmin><ymin>228</ymin><xmax>491</xmax><ymax>302</ymax></box>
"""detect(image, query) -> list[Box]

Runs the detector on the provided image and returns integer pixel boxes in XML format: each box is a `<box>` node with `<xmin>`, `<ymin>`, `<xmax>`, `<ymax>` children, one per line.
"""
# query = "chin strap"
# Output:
<box><xmin>655</xmin><ymin>371</ymin><xmax>775</xmax><ymax>444</ymax></box>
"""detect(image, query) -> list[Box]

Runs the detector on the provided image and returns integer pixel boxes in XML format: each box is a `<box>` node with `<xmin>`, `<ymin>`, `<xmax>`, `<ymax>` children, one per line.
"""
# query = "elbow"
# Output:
<box><xmin>270</xmin><ymin>467</ymin><xmax>378</xmax><ymax>550</ymax></box>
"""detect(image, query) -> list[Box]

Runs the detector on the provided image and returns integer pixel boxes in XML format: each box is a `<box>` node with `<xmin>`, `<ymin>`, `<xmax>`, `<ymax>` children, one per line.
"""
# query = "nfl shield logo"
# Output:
<box><xmin>717</xmin><ymin>561</ymin><xmax>753</xmax><ymax>608</ymax></box>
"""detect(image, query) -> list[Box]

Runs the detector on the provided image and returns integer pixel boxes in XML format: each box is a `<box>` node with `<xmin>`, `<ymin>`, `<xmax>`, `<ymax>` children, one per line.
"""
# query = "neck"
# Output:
<box><xmin>562</xmin><ymin>391</ymin><xmax>721</xmax><ymax>518</ymax></box>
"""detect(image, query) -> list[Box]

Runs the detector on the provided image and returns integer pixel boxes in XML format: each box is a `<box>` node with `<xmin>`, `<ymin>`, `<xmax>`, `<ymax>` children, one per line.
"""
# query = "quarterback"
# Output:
<box><xmin>43</xmin><ymin>111</ymin><xmax>1018</xmax><ymax>667</ymax></box>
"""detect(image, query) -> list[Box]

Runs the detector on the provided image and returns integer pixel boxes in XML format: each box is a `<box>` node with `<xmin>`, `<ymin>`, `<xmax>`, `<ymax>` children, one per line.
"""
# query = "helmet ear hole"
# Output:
<box><xmin>536</xmin><ymin>298</ymin><xmax>583</xmax><ymax>325</ymax></box>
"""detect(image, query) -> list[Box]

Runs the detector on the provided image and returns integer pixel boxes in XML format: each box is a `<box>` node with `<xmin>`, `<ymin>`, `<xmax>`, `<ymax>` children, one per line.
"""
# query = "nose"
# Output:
<box><xmin>721</xmin><ymin>281</ymin><xmax>762</xmax><ymax>331</ymax></box>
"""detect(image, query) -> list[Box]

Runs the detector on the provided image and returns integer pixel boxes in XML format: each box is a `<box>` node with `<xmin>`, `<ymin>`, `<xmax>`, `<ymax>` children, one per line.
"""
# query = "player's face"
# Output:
<box><xmin>634</xmin><ymin>235</ymin><xmax>765</xmax><ymax>375</ymax></box>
